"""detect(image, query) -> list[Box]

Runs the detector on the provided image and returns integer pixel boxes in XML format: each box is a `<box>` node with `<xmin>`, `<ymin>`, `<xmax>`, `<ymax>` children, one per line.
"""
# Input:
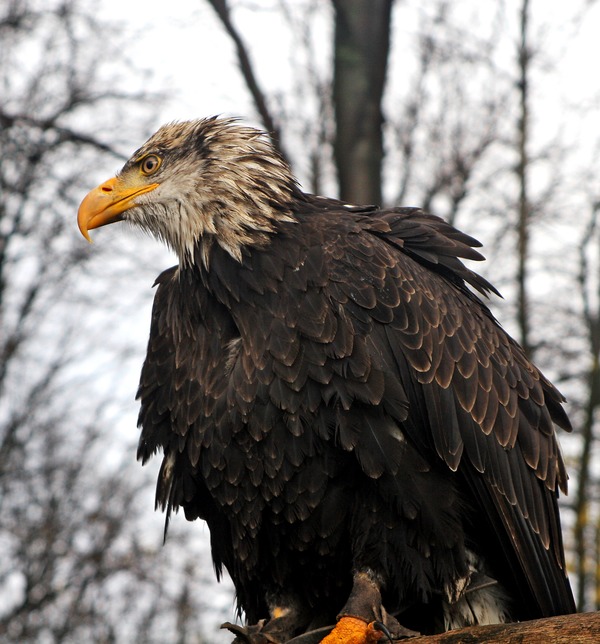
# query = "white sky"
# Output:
<box><xmin>97</xmin><ymin>0</ymin><xmax>314</xmax><ymax>123</ymax></box>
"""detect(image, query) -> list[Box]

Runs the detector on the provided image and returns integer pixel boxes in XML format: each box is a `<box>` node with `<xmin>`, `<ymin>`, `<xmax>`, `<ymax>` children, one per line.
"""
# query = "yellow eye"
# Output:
<box><xmin>140</xmin><ymin>154</ymin><xmax>161</xmax><ymax>175</ymax></box>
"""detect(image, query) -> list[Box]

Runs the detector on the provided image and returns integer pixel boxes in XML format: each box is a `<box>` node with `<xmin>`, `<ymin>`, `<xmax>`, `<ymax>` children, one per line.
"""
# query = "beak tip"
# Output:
<box><xmin>77</xmin><ymin>221</ymin><xmax>92</xmax><ymax>243</ymax></box>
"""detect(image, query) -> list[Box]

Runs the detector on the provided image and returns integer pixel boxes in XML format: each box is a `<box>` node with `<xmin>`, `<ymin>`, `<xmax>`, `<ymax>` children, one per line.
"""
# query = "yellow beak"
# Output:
<box><xmin>77</xmin><ymin>176</ymin><xmax>159</xmax><ymax>241</ymax></box>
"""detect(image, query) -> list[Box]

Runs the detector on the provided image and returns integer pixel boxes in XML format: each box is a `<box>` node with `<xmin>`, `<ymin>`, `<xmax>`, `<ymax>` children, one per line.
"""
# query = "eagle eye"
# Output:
<box><xmin>140</xmin><ymin>154</ymin><xmax>162</xmax><ymax>176</ymax></box>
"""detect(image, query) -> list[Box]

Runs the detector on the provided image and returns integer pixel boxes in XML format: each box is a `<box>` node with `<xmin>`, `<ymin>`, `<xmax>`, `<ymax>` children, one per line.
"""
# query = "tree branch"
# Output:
<box><xmin>407</xmin><ymin>612</ymin><xmax>600</xmax><ymax>643</ymax></box>
<box><xmin>205</xmin><ymin>0</ymin><xmax>285</xmax><ymax>159</ymax></box>
<box><xmin>284</xmin><ymin>612</ymin><xmax>600</xmax><ymax>643</ymax></box>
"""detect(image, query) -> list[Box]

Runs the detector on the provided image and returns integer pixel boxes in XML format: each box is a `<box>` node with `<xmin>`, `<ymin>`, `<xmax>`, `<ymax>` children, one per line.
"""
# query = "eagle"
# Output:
<box><xmin>78</xmin><ymin>117</ymin><xmax>575</xmax><ymax>643</ymax></box>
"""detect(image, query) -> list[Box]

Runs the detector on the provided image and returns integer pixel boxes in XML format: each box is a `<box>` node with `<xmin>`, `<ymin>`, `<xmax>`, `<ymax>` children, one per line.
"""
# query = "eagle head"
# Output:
<box><xmin>77</xmin><ymin>117</ymin><xmax>298</xmax><ymax>264</ymax></box>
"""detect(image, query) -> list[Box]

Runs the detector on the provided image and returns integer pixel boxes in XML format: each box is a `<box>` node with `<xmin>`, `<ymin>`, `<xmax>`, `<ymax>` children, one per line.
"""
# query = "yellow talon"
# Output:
<box><xmin>320</xmin><ymin>616</ymin><xmax>384</xmax><ymax>644</ymax></box>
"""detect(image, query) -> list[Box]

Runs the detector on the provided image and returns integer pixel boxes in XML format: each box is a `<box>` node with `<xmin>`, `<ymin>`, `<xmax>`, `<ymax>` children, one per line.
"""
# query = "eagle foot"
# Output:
<box><xmin>223</xmin><ymin>612</ymin><xmax>317</xmax><ymax>644</ymax></box>
<box><xmin>318</xmin><ymin>616</ymin><xmax>417</xmax><ymax>643</ymax></box>
<box><xmin>222</xmin><ymin>620</ymin><xmax>282</xmax><ymax>644</ymax></box>
<box><xmin>318</xmin><ymin>616</ymin><xmax>388</xmax><ymax>643</ymax></box>
<box><xmin>319</xmin><ymin>571</ymin><xmax>419</xmax><ymax>643</ymax></box>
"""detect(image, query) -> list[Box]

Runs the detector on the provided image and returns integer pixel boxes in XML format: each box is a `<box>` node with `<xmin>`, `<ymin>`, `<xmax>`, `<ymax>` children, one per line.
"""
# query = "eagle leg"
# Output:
<box><xmin>320</xmin><ymin>571</ymin><xmax>419</xmax><ymax>643</ymax></box>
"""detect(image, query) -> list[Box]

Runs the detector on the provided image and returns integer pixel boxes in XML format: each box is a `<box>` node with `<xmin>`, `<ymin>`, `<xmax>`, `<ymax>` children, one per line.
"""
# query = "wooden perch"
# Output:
<box><xmin>406</xmin><ymin>611</ymin><xmax>600</xmax><ymax>643</ymax></box>
<box><xmin>283</xmin><ymin>612</ymin><xmax>600</xmax><ymax>644</ymax></box>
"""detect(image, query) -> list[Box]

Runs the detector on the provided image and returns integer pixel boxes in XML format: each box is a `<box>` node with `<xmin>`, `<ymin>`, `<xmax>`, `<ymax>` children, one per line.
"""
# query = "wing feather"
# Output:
<box><xmin>136</xmin><ymin>201</ymin><xmax>574</xmax><ymax>619</ymax></box>
<box><xmin>306</xmin><ymin>203</ymin><xmax>572</xmax><ymax>614</ymax></box>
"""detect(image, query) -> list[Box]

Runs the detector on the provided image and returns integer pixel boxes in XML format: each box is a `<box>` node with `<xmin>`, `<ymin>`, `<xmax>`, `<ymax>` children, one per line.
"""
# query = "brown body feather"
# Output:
<box><xmin>136</xmin><ymin>195</ymin><xmax>574</xmax><ymax>632</ymax></box>
<box><xmin>79</xmin><ymin>118</ymin><xmax>574</xmax><ymax>637</ymax></box>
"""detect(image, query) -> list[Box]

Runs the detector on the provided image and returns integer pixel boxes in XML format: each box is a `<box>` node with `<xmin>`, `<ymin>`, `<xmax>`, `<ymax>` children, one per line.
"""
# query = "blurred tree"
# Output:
<box><xmin>573</xmin><ymin>204</ymin><xmax>600</xmax><ymax>610</ymax></box>
<box><xmin>331</xmin><ymin>0</ymin><xmax>393</xmax><ymax>204</ymax></box>
<box><xmin>0</xmin><ymin>1</ymin><xmax>224</xmax><ymax>641</ymax></box>
<box><xmin>515</xmin><ymin>0</ymin><xmax>533</xmax><ymax>356</ymax></box>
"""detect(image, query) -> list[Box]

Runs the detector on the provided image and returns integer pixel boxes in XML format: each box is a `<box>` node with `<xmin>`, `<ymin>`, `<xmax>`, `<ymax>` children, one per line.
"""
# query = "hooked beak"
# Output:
<box><xmin>77</xmin><ymin>176</ymin><xmax>159</xmax><ymax>241</ymax></box>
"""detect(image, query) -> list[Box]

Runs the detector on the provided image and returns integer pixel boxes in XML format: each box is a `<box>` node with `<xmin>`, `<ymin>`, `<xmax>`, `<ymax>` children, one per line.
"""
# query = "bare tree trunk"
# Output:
<box><xmin>596</xmin><ymin>514</ymin><xmax>600</xmax><ymax>611</ymax></box>
<box><xmin>574</xmin><ymin>357</ymin><xmax>600</xmax><ymax>610</ymax></box>
<box><xmin>332</xmin><ymin>0</ymin><xmax>393</xmax><ymax>204</ymax></box>
<box><xmin>574</xmin><ymin>203</ymin><xmax>600</xmax><ymax>610</ymax></box>
<box><xmin>516</xmin><ymin>0</ymin><xmax>532</xmax><ymax>355</ymax></box>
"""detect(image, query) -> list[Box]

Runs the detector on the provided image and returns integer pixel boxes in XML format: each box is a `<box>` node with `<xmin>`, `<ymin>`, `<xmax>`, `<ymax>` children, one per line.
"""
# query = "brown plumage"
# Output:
<box><xmin>78</xmin><ymin>117</ymin><xmax>575</xmax><ymax>642</ymax></box>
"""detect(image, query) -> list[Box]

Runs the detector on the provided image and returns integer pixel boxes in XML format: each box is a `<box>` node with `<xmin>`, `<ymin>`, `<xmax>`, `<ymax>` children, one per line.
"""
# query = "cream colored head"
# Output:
<box><xmin>77</xmin><ymin>117</ymin><xmax>298</xmax><ymax>265</ymax></box>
